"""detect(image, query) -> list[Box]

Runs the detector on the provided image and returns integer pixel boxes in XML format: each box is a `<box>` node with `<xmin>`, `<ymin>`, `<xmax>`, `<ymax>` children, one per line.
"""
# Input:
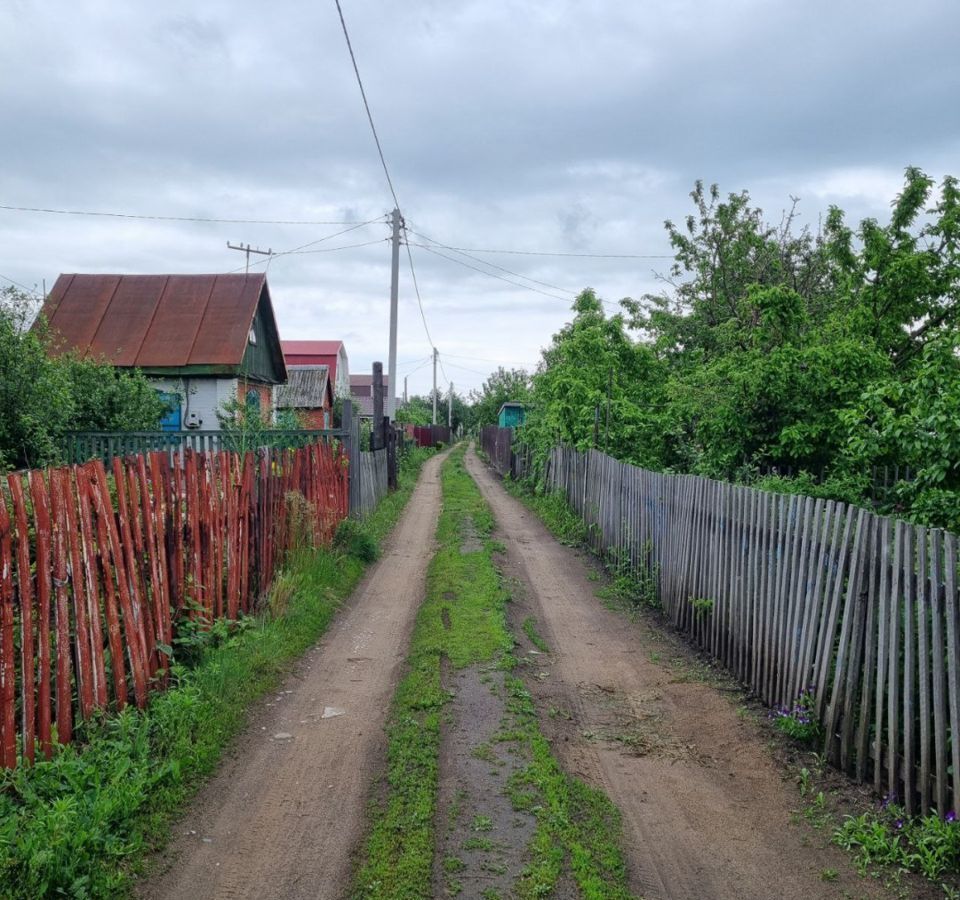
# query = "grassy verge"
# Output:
<box><xmin>353</xmin><ymin>446</ymin><xmax>632</xmax><ymax>899</ymax></box>
<box><xmin>0</xmin><ymin>447</ymin><xmax>435</xmax><ymax>899</ymax></box>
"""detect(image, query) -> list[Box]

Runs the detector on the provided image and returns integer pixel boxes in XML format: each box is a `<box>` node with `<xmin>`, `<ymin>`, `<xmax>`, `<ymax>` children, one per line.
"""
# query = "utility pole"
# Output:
<box><xmin>227</xmin><ymin>241</ymin><xmax>273</xmax><ymax>273</ymax></box>
<box><xmin>403</xmin><ymin>375</ymin><xmax>408</xmax><ymax>406</ymax></box>
<box><xmin>432</xmin><ymin>347</ymin><xmax>438</xmax><ymax>425</ymax></box>
<box><xmin>448</xmin><ymin>382</ymin><xmax>453</xmax><ymax>429</ymax></box>
<box><xmin>387</xmin><ymin>208</ymin><xmax>401</xmax><ymax>421</ymax></box>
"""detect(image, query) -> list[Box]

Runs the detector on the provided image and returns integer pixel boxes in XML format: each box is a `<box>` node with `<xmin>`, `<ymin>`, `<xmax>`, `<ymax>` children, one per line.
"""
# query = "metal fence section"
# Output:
<box><xmin>407</xmin><ymin>424</ymin><xmax>451</xmax><ymax>448</ymax></box>
<box><xmin>66</xmin><ymin>429</ymin><xmax>346</xmax><ymax>467</ymax></box>
<box><xmin>547</xmin><ymin>445</ymin><xmax>960</xmax><ymax>816</ymax></box>
<box><xmin>0</xmin><ymin>442</ymin><xmax>348</xmax><ymax>767</ymax></box>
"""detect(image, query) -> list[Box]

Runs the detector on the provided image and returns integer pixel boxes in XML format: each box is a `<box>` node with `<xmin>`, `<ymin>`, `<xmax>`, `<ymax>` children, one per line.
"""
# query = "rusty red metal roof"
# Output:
<box><xmin>40</xmin><ymin>274</ymin><xmax>284</xmax><ymax>377</ymax></box>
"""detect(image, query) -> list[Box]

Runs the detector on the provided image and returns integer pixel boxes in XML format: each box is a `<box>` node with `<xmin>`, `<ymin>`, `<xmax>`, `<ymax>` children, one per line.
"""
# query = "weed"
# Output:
<box><xmin>820</xmin><ymin>868</ymin><xmax>839</xmax><ymax>881</ymax></box>
<box><xmin>691</xmin><ymin>597</ymin><xmax>714</xmax><ymax>617</ymax></box>
<box><xmin>443</xmin><ymin>855</ymin><xmax>466</xmax><ymax>873</ymax></box>
<box><xmin>833</xmin><ymin>796</ymin><xmax>960</xmax><ymax>881</ymax></box>
<box><xmin>769</xmin><ymin>688</ymin><xmax>822</xmax><ymax>747</ymax></box>
<box><xmin>472</xmin><ymin>815</ymin><xmax>494</xmax><ymax>833</ymax></box>
<box><xmin>333</xmin><ymin>517</ymin><xmax>379</xmax><ymax>562</ymax></box>
<box><xmin>521</xmin><ymin>617</ymin><xmax>549</xmax><ymax>653</ymax></box>
<box><xmin>463</xmin><ymin>837</ymin><xmax>496</xmax><ymax>852</ymax></box>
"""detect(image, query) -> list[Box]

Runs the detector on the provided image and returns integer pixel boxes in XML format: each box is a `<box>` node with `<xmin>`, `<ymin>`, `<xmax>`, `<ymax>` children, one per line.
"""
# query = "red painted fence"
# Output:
<box><xmin>0</xmin><ymin>442</ymin><xmax>347</xmax><ymax>767</ymax></box>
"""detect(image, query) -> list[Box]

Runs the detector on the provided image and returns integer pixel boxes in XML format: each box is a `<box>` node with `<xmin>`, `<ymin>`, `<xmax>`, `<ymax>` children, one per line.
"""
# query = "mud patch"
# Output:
<box><xmin>441</xmin><ymin>607</ymin><xmax>452</xmax><ymax>630</ymax></box>
<box><xmin>434</xmin><ymin>664</ymin><xmax>536</xmax><ymax>898</ymax></box>
<box><xmin>459</xmin><ymin>514</ymin><xmax>484</xmax><ymax>555</ymax></box>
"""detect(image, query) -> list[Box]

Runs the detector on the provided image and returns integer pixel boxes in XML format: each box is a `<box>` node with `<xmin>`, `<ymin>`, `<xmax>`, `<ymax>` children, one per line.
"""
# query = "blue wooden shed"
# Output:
<box><xmin>497</xmin><ymin>402</ymin><xmax>525</xmax><ymax>428</ymax></box>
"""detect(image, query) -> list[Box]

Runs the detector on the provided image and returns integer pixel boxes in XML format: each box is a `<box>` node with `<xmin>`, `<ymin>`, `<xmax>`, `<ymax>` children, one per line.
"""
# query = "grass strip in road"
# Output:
<box><xmin>353</xmin><ymin>446</ymin><xmax>633</xmax><ymax>899</ymax></box>
<box><xmin>0</xmin><ymin>447</ymin><xmax>434</xmax><ymax>899</ymax></box>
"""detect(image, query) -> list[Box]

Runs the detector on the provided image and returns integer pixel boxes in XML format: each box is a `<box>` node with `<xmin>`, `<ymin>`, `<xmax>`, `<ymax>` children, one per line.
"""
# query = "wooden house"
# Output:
<box><xmin>38</xmin><ymin>273</ymin><xmax>287</xmax><ymax>430</ymax></box>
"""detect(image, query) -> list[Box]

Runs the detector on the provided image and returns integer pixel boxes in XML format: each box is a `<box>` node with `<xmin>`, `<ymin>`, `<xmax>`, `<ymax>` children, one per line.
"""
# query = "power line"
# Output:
<box><xmin>414</xmin><ymin>241</ymin><xmax>672</xmax><ymax>260</ymax></box>
<box><xmin>0</xmin><ymin>203</ymin><xmax>376</xmax><ymax>226</ymax></box>
<box><xmin>411</xmin><ymin>242</ymin><xmax>575</xmax><ymax>303</ymax></box>
<box><xmin>401</xmin><ymin>226</ymin><xmax>435</xmax><ymax>348</ymax></box>
<box><xmin>227</xmin><ymin>238</ymin><xmax>388</xmax><ymax>273</ymax></box>
<box><xmin>333</xmin><ymin>0</ymin><xmax>400</xmax><ymax>210</ymax></box>
<box><xmin>439</xmin><ymin>357</ymin><xmax>493</xmax><ymax>378</ymax></box>
<box><xmin>406</xmin><ymin>226</ymin><xmax>577</xmax><ymax>294</ymax></box>
<box><xmin>0</xmin><ymin>273</ymin><xmax>40</xmax><ymax>297</ymax></box>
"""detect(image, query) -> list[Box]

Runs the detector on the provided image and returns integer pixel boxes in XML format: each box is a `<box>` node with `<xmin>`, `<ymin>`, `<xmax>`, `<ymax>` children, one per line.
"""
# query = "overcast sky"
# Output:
<box><xmin>2</xmin><ymin>0</ymin><xmax>958</xmax><ymax>397</ymax></box>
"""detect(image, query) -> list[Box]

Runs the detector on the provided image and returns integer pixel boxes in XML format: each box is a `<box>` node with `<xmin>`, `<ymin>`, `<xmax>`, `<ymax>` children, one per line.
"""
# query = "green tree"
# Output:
<box><xmin>467</xmin><ymin>366</ymin><xmax>531</xmax><ymax>428</ymax></box>
<box><xmin>0</xmin><ymin>287</ymin><xmax>167</xmax><ymax>470</ymax></box>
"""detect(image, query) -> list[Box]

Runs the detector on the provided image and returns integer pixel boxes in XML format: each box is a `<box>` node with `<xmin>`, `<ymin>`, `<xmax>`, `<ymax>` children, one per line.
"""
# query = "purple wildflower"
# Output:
<box><xmin>947</xmin><ymin>811</ymin><xmax>957</xmax><ymax>824</ymax></box>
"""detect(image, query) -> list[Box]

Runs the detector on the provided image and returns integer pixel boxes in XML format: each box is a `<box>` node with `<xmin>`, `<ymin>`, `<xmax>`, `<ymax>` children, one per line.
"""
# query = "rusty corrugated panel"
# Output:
<box><xmin>88</xmin><ymin>275</ymin><xmax>166</xmax><ymax>366</ymax></box>
<box><xmin>38</xmin><ymin>273</ymin><xmax>272</xmax><ymax>371</ymax></box>
<box><xmin>136</xmin><ymin>275</ymin><xmax>216</xmax><ymax>367</ymax></box>
<box><xmin>43</xmin><ymin>274</ymin><xmax>120</xmax><ymax>356</ymax></box>
<box><xmin>188</xmin><ymin>274</ymin><xmax>263</xmax><ymax>366</ymax></box>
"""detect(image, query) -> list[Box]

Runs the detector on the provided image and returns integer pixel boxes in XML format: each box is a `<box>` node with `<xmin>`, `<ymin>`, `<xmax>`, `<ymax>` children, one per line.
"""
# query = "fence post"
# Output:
<box><xmin>386</xmin><ymin>421</ymin><xmax>397</xmax><ymax>490</ymax></box>
<box><xmin>371</xmin><ymin>362</ymin><xmax>384</xmax><ymax>451</ymax></box>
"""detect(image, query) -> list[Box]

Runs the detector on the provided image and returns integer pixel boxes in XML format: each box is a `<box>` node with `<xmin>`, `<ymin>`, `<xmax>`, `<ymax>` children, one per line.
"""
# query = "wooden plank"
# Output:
<box><xmin>8</xmin><ymin>475</ymin><xmax>36</xmax><ymax>762</ymax></box>
<box><xmin>874</xmin><ymin>517</ymin><xmax>892</xmax><ymax>793</ymax></box>
<box><xmin>28</xmin><ymin>470</ymin><xmax>54</xmax><ymax>756</ymax></box>
<box><xmin>0</xmin><ymin>487</ymin><xmax>15</xmax><ymax>767</ymax></box>
<box><xmin>48</xmin><ymin>469</ymin><xmax>74</xmax><ymax>745</ymax></box>
<box><xmin>814</xmin><ymin>505</ymin><xmax>856</xmax><ymax>720</ymax></box>
<box><xmin>74</xmin><ymin>466</ymin><xmax>108</xmax><ymax>710</ymax></box>
<box><xmin>92</xmin><ymin>461</ymin><xmax>148</xmax><ymax>708</ymax></box>
<box><xmin>795</xmin><ymin>500</ymin><xmax>831</xmax><ymax>700</ymax></box>
<box><xmin>944</xmin><ymin>532</ymin><xmax>960</xmax><ymax>814</ymax></box>
<box><xmin>916</xmin><ymin>527</ymin><xmax>931</xmax><ymax>812</ymax></box>
<box><xmin>62</xmin><ymin>469</ymin><xmax>95</xmax><ymax>720</ymax></box>
<box><xmin>823</xmin><ymin>508</ymin><xmax>868</xmax><ymax>763</ymax></box>
<box><xmin>930</xmin><ymin>529</ymin><xmax>948</xmax><ymax>813</ymax></box>
<box><xmin>902</xmin><ymin>524</ymin><xmax>916</xmax><ymax>814</ymax></box>
<box><xmin>886</xmin><ymin>520</ymin><xmax>905</xmax><ymax>797</ymax></box>
<box><xmin>855</xmin><ymin>516</ymin><xmax>881</xmax><ymax>783</ymax></box>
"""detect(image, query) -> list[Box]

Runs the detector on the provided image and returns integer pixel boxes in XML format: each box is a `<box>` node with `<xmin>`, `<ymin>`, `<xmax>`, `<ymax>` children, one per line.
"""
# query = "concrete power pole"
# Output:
<box><xmin>432</xmin><ymin>347</ymin><xmax>438</xmax><ymax>425</ymax></box>
<box><xmin>387</xmin><ymin>208</ymin><xmax>401</xmax><ymax>421</ymax></box>
<box><xmin>403</xmin><ymin>375</ymin><xmax>408</xmax><ymax>406</ymax></box>
<box><xmin>448</xmin><ymin>382</ymin><xmax>453</xmax><ymax>429</ymax></box>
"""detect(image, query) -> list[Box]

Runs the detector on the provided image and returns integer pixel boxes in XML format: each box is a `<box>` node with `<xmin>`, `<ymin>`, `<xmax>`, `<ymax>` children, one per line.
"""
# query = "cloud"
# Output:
<box><xmin>1</xmin><ymin>0</ymin><xmax>958</xmax><ymax>396</ymax></box>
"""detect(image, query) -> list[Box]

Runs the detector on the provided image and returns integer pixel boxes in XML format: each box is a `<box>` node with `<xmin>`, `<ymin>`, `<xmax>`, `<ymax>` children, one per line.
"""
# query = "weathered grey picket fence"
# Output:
<box><xmin>547</xmin><ymin>445</ymin><xmax>960</xmax><ymax>816</ymax></box>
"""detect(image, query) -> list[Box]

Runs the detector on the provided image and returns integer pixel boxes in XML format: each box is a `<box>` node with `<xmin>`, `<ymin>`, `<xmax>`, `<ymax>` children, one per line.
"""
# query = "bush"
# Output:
<box><xmin>333</xmin><ymin>518</ymin><xmax>379</xmax><ymax>562</ymax></box>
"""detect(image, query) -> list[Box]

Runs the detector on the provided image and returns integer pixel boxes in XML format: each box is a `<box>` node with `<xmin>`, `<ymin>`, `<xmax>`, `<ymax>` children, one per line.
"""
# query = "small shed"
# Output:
<box><xmin>274</xmin><ymin>365</ymin><xmax>335</xmax><ymax>429</ymax></box>
<box><xmin>497</xmin><ymin>402</ymin><xmax>525</xmax><ymax>428</ymax></box>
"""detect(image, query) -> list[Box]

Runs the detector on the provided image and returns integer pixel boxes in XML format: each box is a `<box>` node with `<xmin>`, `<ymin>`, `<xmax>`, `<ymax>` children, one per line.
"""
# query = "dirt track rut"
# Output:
<box><xmin>140</xmin><ymin>451</ymin><xmax>447</xmax><ymax>900</ymax></box>
<box><xmin>465</xmin><ymin>447</ymin><xmax>886</xmax><ymax>900</ymax></box>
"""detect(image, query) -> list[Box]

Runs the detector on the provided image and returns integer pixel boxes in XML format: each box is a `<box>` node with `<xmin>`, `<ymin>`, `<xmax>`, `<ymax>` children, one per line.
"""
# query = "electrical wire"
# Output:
<box><xmin>401</xmin><ymin>227</ymin><xmax>436</xmax><ymax>348</ymax></box>
<box><xmin>333</xmin><ymin>0</ymin><xmax>400</xmax><ymax>211</ymax></box>
<box><xmin>411</xmin><ymin>241</ymin><xmax>673</xmax><ymax>260</ymax></box>
<box><xmin>0</xmin><ymin>273</ymin><xmax>40</xmax><ymax>297</ymax></box>
<box><xmin>410</xmin><ymin>242</ymin><xmax>575</xmax><ymax>303</ymax></box>
<box><xmin>0</xmin><ymin>204</ymin><xmax>375</xmax><ymax>226</ymax></box>
<box><xmin>226</xmin><ymin>239</ymin><xmax>387</xmax><ymax>273</ymax></box>
<box><xmin>406</xmin><ymin>226</ymin><xmax>576</xmax><ymax>294</ymax></box>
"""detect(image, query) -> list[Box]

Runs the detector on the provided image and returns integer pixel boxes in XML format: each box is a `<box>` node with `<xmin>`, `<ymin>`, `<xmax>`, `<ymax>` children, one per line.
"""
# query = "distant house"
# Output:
<box><xmin>281</xmin><ymin>340</ymin><xmax>350</xmax><ymax>398</ymax></box>
<box><xmin>274</xmin><ymin>365</ymin><xmax>334</xmax><ymax>429</ymax></box>
<box><xmin>498</xmin><ymin>402</ymin><xmax>525</xmax><ymax>428</ymax></box>
<box><xmin>39</xmin><ymin>273</ymin><xmax>287</xmax><ymax>430</ymax></box>
<box><xmin>348</xmin><ymin>373</ymin><xmax>396</xmax><ymax>421</ymax></box>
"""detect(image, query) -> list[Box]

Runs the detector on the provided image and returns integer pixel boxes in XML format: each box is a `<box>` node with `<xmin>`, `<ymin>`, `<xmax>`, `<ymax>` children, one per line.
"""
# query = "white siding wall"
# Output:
<box><xmin>149</xmin><ymin>376</ymin><xmax>238</xmax><ymax>430</ymax></box>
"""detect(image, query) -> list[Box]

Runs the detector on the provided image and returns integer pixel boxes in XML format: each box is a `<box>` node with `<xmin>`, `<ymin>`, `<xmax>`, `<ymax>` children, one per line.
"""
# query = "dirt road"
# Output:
<box><xmin>464</xmin><ymin>448</ymin><xmax>887</xmax><ymax>900</ymax></box>
<box><xmin>140</xmin><ymin>451</ymin><xmax>447</xmax><ymax>900</ymax></box>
